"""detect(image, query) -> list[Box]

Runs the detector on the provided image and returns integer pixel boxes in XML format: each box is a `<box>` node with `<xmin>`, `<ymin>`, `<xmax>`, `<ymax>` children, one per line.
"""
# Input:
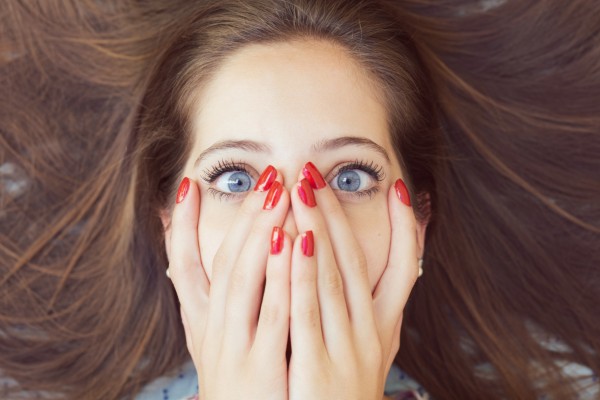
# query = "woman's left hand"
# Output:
<box><xmin>288</xmin><ymin>165</ymin><xmax>421</xmax><ymax>400</ymax></box>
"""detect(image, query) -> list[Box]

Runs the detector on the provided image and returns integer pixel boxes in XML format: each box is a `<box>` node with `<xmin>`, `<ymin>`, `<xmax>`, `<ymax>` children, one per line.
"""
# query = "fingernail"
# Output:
<box><xmin>263</xmin><ymin>181</ymin><xmax>283</xmax><ymax>210</ymax></box>
<box><xmin>302</xmin><ymin>161</ymin><xmax>326</xmax><ymax>189</ymax></box>
<box><xmin>298</xmin><ymin>179</ymin><xmax>316</xmax><ymax>207</ymax></box>
<box><xmin>271</xmin><ymin>226</ymin><xmax>283</xmax><ymax>255</ymax></box>
<box><xmin>394</xmin><ymin>178</ymin><xmax>411</xmax><ymax>207</ymax></box>
<box><xmin>176</xmin><ymin>177</ymin><xmax>190</xmax><ymax>204</ymax></box>
<box><xmin>301</xmin><ymin>230</ymin><xmax>314</xmax><ymax>257</ymax></box>
<box><xmin>254</xmin><ymin>165</ymin><xmax>277</xmax><ymax>192</ymax></box>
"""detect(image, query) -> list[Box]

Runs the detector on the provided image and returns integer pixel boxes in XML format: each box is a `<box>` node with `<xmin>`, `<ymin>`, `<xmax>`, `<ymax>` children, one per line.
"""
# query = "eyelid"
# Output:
<box><xmin>325</xmin><ymin>159</ymin><xmax>385</xmax><ymax>200</ymax></box>
<box><xmin>326</xmin><ymin>159</ymin><xmax>385</xmax><ymax>183</ymax></box>
<box><xmin>200</xmin><ymin>159</ymin><xmax>259</xmax><ymax>201</ymax></box>
<box><xmin>200</xmin><ymin>159</ymin><xmax>258</xmax><ymax>184</ymax></box>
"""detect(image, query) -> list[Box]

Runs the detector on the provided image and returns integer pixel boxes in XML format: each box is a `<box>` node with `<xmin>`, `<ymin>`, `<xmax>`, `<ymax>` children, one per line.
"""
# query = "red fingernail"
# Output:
<box><xmin>254</xmin><ymin>165</ymin><xmax>277</xmax><ymax>192</ymax></box>
<box><xmin>301</xmin><ymin>230</ymin><xmax>314</xmax><ymax>257</ymax></box>
<box><xmin>394</xmin><ymin>178</ymin><xmax>411</xmax><ymax>207</ymax></box>
<box><xmin>302</xmin><ymin>161</ymin><xmax>326</xmax><ymax>189</ymax></box>
<box><xmin>271</xmin><ymin>226</ymin><xmax>283</xmax><ymax>255</ymax></box>
<box><xmin>298</xmin><ymin>179</ymin><xmax>316</xmax><ymax>207</ymax></box>
<box><xmin>176</xmin><ymin>177</ymin><xmax>190</xmax><ymax>204</ymax></box>
<box><xmin>263</xmin><ymin>181</ymin><xmax>283</xmax><ymax>210</ymax></box>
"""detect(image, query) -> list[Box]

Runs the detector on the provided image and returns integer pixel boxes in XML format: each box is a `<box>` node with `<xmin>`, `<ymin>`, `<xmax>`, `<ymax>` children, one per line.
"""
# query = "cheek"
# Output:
<box><xmin>198</xmin><ymin>200</ymin><xmax>233</xmax><ymax>281</ymax></box>
<box><xmin>344</xmin><ymin>197</ymin><xmax>391</xmax><ymax>291</ymax></box>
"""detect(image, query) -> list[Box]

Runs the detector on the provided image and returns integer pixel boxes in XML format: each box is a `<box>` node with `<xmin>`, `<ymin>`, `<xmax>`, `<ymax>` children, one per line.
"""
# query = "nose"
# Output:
<box><xmin>277</xmin><ymin>161</ymin><xmax>314</xmax><ymax>240</ymax></box>
<box><xmin>282</xmin><ymin>207</ymin><xmax>298</xmax><ymax>240</ymax></box>
<box><xmin>277</xmin><ymin>164</ymin><xmax>305</xmax><ymax>240</ymax></box>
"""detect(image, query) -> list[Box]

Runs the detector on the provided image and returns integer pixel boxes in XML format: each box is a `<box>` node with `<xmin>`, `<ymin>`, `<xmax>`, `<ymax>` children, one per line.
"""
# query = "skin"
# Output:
<box><xmin>164</xmin><ymin>39</ymin><xmax>427</xmax><ymax>400</ymax></box>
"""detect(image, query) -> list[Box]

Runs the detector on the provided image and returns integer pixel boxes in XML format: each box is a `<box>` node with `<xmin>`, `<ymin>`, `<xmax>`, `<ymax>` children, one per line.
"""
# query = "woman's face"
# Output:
<box><xmin>173</xmin><ymin>39</ymin><xmax>414</xmax><ymax>290</ymax></box>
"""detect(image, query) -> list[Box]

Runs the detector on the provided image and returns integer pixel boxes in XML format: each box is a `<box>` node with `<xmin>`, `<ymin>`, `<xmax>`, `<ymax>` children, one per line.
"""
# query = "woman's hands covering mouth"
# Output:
<box><xmin>167</xmin><ymin>162</ymin><xmax>420</xmax><ymax>400</ymax></box>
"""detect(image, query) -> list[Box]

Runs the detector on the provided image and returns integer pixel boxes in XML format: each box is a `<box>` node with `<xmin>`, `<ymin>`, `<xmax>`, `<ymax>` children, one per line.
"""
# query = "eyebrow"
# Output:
<box><xmin>194</xmin><ymin>140</ymin><xmax>271</xmax><ymax>166</ymax></box>
<box><xmin>194</xmin><ymin>135</ymin><xmax>390</xmax><ymax>167</ymax></box>
<box><xmin>312</xmin><ymin>136</ymin><xmax>390</xmax><ymax>163</ymax></box>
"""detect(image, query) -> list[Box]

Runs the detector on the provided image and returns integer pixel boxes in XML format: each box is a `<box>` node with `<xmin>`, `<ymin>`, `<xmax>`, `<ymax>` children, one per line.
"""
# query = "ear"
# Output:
<box><xmin>415</xmin><ymin>192</ymin><xmax>431</xmax><ymax>258</ymax></box>
<box><xmin>160</xmin><ymin>208</ymin><xmax>173</xmax><ymax>262</ymax></box>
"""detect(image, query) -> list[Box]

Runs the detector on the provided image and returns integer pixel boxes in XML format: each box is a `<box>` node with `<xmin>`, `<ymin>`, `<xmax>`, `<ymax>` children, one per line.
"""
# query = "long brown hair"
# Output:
<box><xmin>1</xmin><ymin>0</ymin><xmax>598</xmax><ymax>399</ymax></box>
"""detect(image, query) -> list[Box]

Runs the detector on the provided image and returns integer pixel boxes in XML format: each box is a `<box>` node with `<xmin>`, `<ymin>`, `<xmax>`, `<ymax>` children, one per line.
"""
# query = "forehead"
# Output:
<box><xmin>191</xmin><ymin>39</ymin><xmax>392</xmax><ymax>154</ymax></box>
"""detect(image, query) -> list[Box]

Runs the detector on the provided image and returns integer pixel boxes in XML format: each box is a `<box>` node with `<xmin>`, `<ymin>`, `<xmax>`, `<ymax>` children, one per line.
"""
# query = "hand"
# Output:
<box><xmin>167</xmin><ymin>168</ymin><xmax>291</xmax><ymax>400</ymax></box>
<box><xmin>287</xmin><ymin>164</ymin><xmax>421</xmax><ymax>400</ymax></box>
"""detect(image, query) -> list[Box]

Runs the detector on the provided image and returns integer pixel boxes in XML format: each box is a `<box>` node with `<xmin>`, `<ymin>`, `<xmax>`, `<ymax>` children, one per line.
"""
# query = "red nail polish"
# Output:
<box><xmin>271</xmin><ymin>226</ymin><xmax>283</xmax><ymax>255</ymax></box>
<box><xmin>394</xmin><ymin>178</ymin><xmax>411</xmax><ymax>207</ymax></box>
<box><xmin>176</xmin><ymin>177</ymin><xmax>190</xmax><ymax>204</ymax></box>
<box><xmin>263</xmin><ymin>181</ymin><xmax>283</xmax><ymax>210</ymax></box>
<box><xmin>298</xmin><ymin>179</ymin><xmax>316</xmax><ymax>207</ymax></box>
<box><xmin>301</xmin><ymin>230</ymin><xmax>314</xmax><ymax>257</ymax></box>
<box><xmin>302</xmin><ymin>162</ymin><xmax>326</xmax><ymax>189</ymax></box>
<box><xmin>254</xmin><ymin>165</ymin><xmax>277</xmax><ymax>192</ymax></box>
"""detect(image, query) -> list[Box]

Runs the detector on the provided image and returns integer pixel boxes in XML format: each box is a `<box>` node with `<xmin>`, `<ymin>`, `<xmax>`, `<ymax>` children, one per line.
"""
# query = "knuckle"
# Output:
<box><xmin>349</xmin><ymin>253</ymin><xmax>368</xmax><ymax>279</ymax></box>
<box><xmin>249</xmin><ymin>217</ymin><xmax>272</xmax><ymax>239</ymax></box>
<box><xmin>323</xmin><ymin>270</ymin><xmax>344</xmax><ymax>295</ymax></box>
<box><xmin>228</xmin><ymin>267</ymin><xmax>247</xmax><ymax>292</ymax></box>
<box><xmin>298</xmin><ymin>305</ymin><xmax>320</xmax><ymax>328</ymax></box>
<box><xmin>310</xmin><ymin>221</ymin><xmax>328</xmax><ymax>239</ymax></box>
<box><xmin>212</xmin><ymin>250</ymin><xmax>229</xmax><ymax>274</ymax></box>
<box><xmin>297</xmin><ymin>269</ymin><xmax>317</xmax><ymax>285</ymax></box>
<box><xmin>259</xmin><ymin>304</ymin><xmax>281</xmax><ymax>326</ymax></box>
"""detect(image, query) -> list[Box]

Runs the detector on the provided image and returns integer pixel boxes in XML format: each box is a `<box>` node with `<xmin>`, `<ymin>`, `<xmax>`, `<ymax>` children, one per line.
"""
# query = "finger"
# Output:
<box><xmin>291</xmin><ymin>177</ymin><xmax>352</xmax><ymax>357</ymax></box>
<box><xmin>252</xmin><ymin>229</ymin><xmax>292</xmax><ymax>363</ymax></box>
<box><xmin>206</xmin><ymin>167</ymin><xmax>289</xmax><ymax>356</ymax></box>
<box><xmin>290</xmin><ymin>230</ymin><xmax>326</xmax><ymax>363</ymax></box>
<box><xmin>300</xmin><ymin>161</ymin><xmax>376</xmax><ymax>341</ymax></box>
<box><xmin>220</xmin><ymin>180</ymin><xmax>290</xmax><ymax>355</ymax></box>
<box><xmin>169</xmin><ymin>177</ymin><xmax>210</xmax><ymax>342</ymax></box>
<box><xmin>373</xmin><ymin>178</ymin><xmax>419</xmax><ymax>347</ymax></box>
<box><xmin>210</xmin><ymin>165</ymin><xmax>280</xmax><ymax>283</ymax></box>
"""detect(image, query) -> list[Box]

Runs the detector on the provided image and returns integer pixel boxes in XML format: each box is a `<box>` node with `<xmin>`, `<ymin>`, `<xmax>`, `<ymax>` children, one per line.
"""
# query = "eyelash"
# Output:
<box><xmin>201</xmin><ymin>159</ymin><xmax>250</xmax><ymax>183</ymax></box>
<box><xmin>200</xmin><ymin>159</ymin><xmax>252</xmax><ymax>201</ymax></box>
<box><xmin>200</xmin><ymin>158</ymin><xmax>385</xmax><ymax>200</ymax></box>
<box><xmin>330</xmin><ymin>159</ymin><xmax>385</xmax><ymax>199</ymax></box>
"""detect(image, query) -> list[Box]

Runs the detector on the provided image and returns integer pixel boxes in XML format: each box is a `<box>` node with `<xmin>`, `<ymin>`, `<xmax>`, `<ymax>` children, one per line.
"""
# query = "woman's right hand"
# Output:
<box><xmin>167</xmin><ymin>167</ymin><xmax>291</xmax><ymax>400</ymax></box>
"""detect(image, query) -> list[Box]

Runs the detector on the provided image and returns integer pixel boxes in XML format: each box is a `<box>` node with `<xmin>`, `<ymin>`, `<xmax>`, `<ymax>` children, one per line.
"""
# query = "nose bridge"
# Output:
<box><xmin>282</xmin><ymin>207</ymin><xmax>298</xmax><ymax>240</ymax></box>
<box><xmin>273</xmin><ymin>159</ymin><xmax>306</xmax><ymax>240</ymax></box>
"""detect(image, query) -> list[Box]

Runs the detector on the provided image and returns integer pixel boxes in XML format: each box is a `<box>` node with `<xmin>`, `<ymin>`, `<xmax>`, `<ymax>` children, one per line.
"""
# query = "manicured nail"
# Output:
<box><xmin>394</xmin><ymin>178</ymin><xmax>411</xmax><ymax>207</ymax></box>
<box><xmin>271</xmin><ymin>226</ymin><xmax>283</xmax><ymax>255</ymax></box>
<box><xmin>302</xmin><ymin>161</ymin><xmax>326</xmax><ymax>189</ymax></box>
<box><xmin>263</xmin><ymin>181</ymin><xmax>283</xmax><ymax>210</ymax></box>
<box><xmin>298</xmin><ymin>179</ymin><xmax>316</xmax><ymax>207</ymax></box>
<box><xmin>254</xmin><ymin>165</ymin><xmax>277</xmax><ymax>192</ymax></box>
<box><xmin>301</xmin><ymin>230</ymin><xmax>314</xmax><ymax>257</ymax></box>
<box><xmin>176</xmin><ymin>177</ymin><xmax>190</xmax><ymax>204</ymax></box>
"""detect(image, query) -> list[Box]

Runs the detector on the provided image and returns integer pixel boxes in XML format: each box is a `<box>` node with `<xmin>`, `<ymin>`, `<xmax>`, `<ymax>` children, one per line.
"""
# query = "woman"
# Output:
<box><xmin>1</xmin><ymin>0</ymin><xmax>599</xmax><ymax>399</ymax></box>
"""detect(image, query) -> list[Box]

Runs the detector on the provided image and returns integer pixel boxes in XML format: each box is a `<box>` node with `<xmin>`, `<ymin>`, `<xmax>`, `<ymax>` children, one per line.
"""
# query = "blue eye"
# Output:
<box><xmin>330</xmin><ymin>169</ymin><xmax>372</xmax><ymax>192</ymax></box>
<box><xmin>215</xmin><ymin>170</ymin><xmax>254</xmax><ymax>193</ymax></box>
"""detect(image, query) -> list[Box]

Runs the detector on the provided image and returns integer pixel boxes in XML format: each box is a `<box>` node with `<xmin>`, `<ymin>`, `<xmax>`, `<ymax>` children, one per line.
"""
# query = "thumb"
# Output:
<box><xmin>373</xmin><ymin>178</ymin><xmax>420</xmax><ymax>349</ymax></box>
<box><xmin>168</xmin><ymin>177</ymin><xmax>210</xmax><ymax>343</ymax></box>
